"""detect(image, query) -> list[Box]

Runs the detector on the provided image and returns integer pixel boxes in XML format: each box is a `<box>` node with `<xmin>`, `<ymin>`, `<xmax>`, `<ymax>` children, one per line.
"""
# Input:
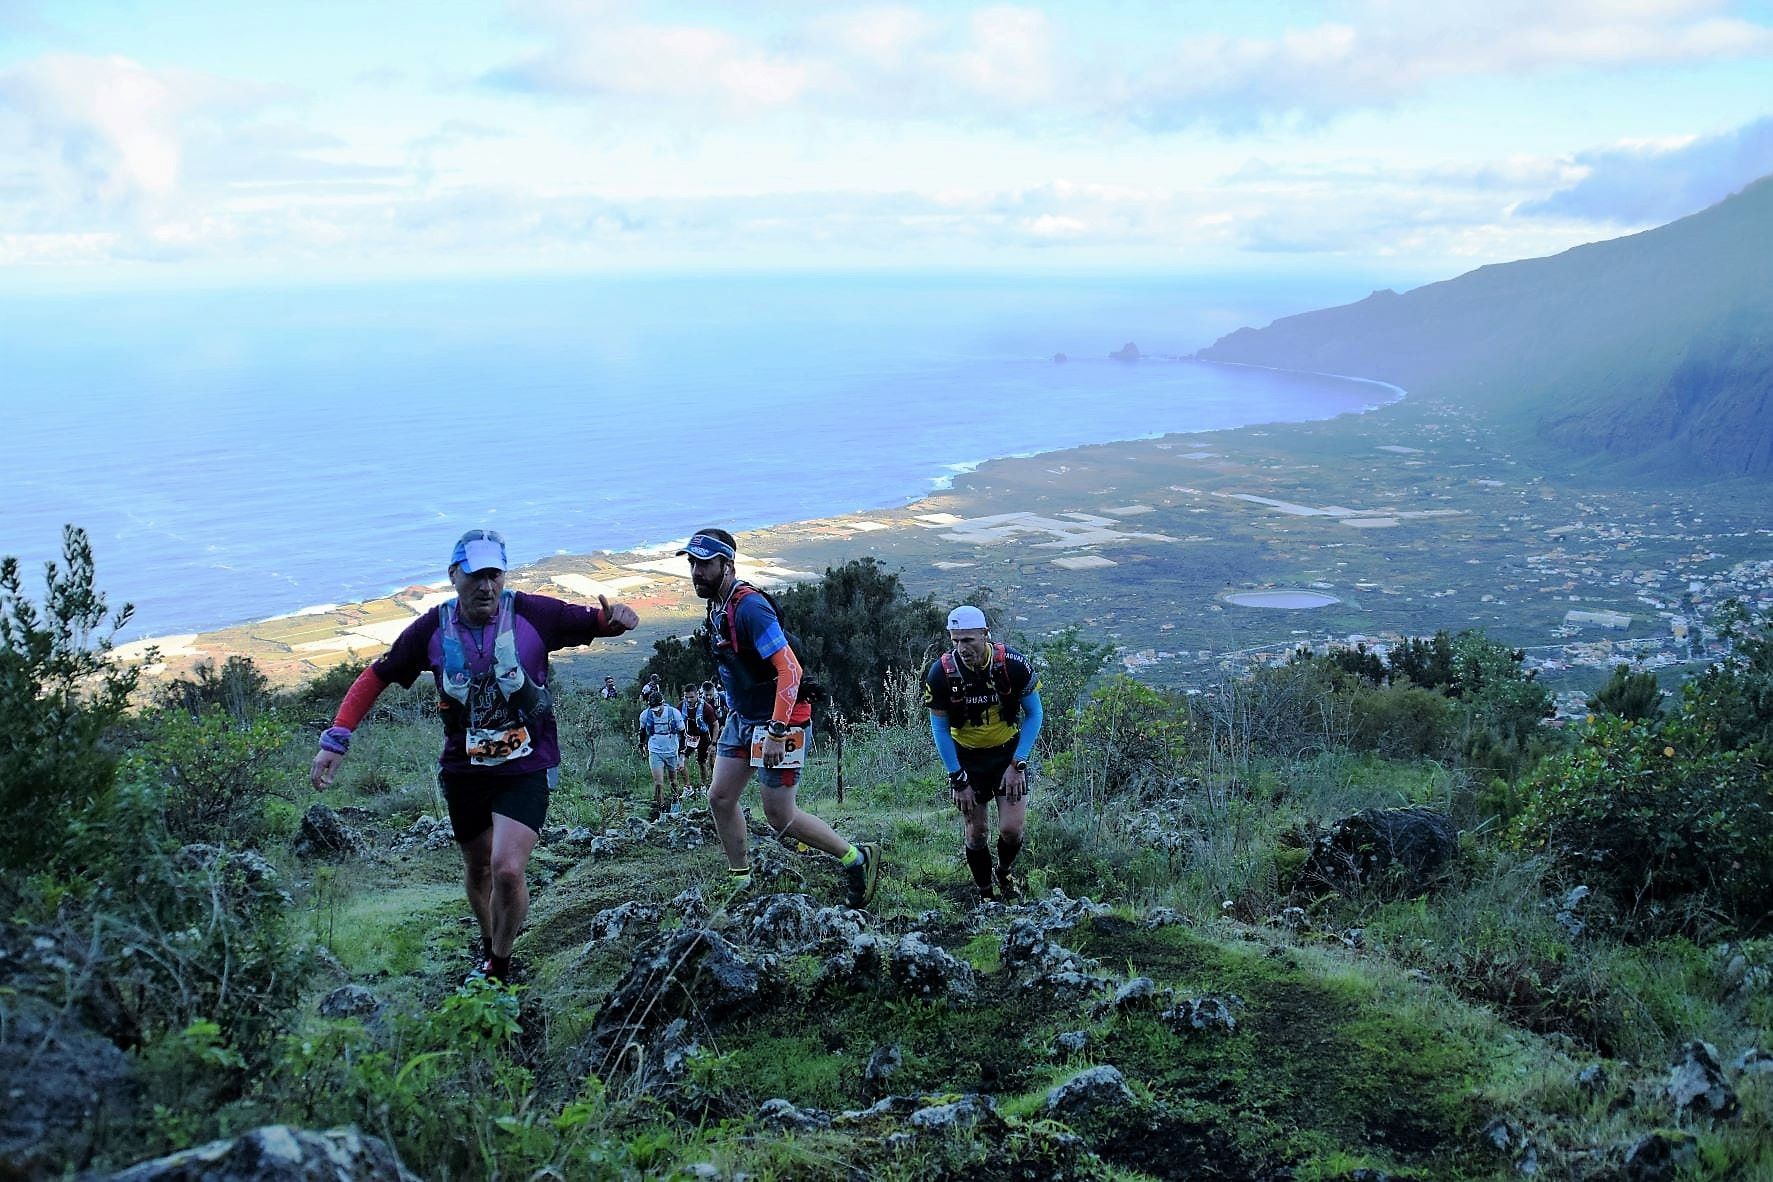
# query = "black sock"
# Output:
<box><xmin>996</xmin><ymin>834</ymin><xmax>1023</xmax><ymax>878</ymax></box>
<box><xmin>964</xmin><ymin>842</ymin><xmax>995</xmax><ymax>892</ymax></box>
<box><xmin>488</xmin><ymin>954</ymin><xmax>512</xmax><ymax>981</ymax></box>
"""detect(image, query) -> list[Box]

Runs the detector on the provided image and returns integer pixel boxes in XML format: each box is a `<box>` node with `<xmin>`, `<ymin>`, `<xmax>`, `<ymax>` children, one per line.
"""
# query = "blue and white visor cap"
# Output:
<box><xmin>947</xmin><ymin>605</ymin><xmax>988</xmax><ymax>631</ymax></box>
<box><xmin>676</xmin><ymin>533</ymin><xmax>736</xmax><ymax>561</ymax></box>
<box><xmin>451</xmin><ymin>529</ymin><xmax>508</xmax><ymax>573</ymax></box>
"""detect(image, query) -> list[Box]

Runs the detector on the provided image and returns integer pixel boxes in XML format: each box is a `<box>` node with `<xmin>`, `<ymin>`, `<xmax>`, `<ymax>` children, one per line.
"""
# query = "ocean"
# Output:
<box><xmin>0</xmin><ymin>272</ymin><xmax>1394</xmax><ymax>639</ymax></box>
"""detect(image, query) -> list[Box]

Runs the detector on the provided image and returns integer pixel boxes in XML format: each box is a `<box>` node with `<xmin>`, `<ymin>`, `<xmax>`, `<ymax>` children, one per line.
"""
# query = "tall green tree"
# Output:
<box><xmin>1687</xmin><ymin>600</ymin><xmax>1773</xmax><ymax>762</ymax></box>
<box><xmin>1587</xmin><ymin>663</ymin><xmax>1664</xmax><ymax>721</ymax></box>
<box><xmin>775</xmin><ymin>558</ymin><xmax>947</xmax><ymax>720</ymax></box>
<box><xmin>1386</xmin><ymin>631</ymin><xmax>1456</xmax><ymax>690</ymax></box>
<box><xmin>0</xmin><ymin>526</ymin><xmax>138</xmax><ymax>872</ymax></box>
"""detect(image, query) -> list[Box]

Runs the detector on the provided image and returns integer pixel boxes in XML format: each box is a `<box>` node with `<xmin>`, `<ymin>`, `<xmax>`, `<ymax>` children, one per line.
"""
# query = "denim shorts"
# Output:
<box><xmin>717</xmin><ymin>714</ymin><xmax>810</xmax><ymax>789</ymax></box>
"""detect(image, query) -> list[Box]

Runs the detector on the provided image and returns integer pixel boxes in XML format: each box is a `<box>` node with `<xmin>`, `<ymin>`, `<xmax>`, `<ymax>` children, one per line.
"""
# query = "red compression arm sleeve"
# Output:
<box><xmin>769</xmin><ymin>645</ymin><xmax>802</xmax><ymax>726</ymax></box>
<box><xmin>332</xmin><ymin>666</ymin><xmax>389</xmax><ymax>730</ymax></box>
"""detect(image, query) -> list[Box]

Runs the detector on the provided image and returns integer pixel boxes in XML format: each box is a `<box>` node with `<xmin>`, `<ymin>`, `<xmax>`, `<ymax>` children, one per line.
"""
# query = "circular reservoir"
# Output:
<box><xmin>1223</xmin><ymin>589</ymin><xmax>1341</xmax><ymax>610</ymax></box>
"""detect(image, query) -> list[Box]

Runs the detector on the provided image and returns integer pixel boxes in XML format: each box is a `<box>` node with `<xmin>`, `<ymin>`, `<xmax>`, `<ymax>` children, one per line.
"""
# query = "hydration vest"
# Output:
<box><xmin>709</xmin><ymin>582</ymin><xmax>822</xmax><ymax>706</ymax></box>
<box><xmin>939</xmin><ymin>643</ymin><xmax>1018</xmax><ymax>727</ymax></box>
<box><xmin>437</xmin><ymin>591</ymin><xmax>551</xmax><ymax>723</ymax></box>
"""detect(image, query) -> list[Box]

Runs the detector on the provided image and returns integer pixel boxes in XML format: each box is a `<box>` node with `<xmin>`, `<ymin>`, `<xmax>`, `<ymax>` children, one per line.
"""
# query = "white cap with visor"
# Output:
<box><xmin>946</xmin><ymin>605</ymin><xmax>988</xmax><ymax>631</ymax></box>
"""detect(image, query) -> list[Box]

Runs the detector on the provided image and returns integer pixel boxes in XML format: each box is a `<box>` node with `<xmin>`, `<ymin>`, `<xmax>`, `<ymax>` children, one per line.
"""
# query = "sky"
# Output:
<box><xmin>2</xmin><ymin>0</ymin><xmax>1771</xmax><ymax>288</ymax></box>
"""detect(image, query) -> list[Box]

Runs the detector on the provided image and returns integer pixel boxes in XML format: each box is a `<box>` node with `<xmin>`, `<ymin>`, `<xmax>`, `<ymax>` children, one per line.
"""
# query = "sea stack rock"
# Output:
<box><xmin>1109</xmin><ymin>342</ymin><xmax>1141</xmax><ymax>361</ymax></box>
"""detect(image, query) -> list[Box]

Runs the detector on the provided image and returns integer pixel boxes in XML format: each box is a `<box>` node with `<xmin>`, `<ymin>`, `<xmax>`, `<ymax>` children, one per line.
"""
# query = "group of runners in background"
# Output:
<box><xmin>310</xmin><ymin>526</ymin><xmax>1042</xmax><ymax>984</ymax></box>
<box><xmin>634</xmin><ymin>677</ymin><xmax>727</xmax><ymax>816</ymax></box>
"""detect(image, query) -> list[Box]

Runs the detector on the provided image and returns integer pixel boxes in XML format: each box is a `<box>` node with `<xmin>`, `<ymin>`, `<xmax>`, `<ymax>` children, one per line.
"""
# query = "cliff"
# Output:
<box><xmin>1200</xmin><ymin>174</ymin><xmax>1773</xmax><ymax>476</ymax></box>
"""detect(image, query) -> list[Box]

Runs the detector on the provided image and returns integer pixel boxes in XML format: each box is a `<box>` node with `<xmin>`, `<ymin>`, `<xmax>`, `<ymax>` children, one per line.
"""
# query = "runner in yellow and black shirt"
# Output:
<box><xmin>923</xmin><ymin>605</ymin><xmax>1044</xmax><ymax>902</ymax></box>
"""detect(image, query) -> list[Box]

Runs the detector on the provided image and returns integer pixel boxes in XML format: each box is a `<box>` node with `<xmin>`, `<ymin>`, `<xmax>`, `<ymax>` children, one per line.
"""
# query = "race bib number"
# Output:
<box><xmin>685</xmin><ymin>735</ymin><xmax>701</xmax><ymax>750</ymax></box>
<box><xmin>749</xmin><ymin>725</ymin><xmax>808</xmax><ymax>769</ymax></box>
<box><xmin>467</xmin><ymin>725</ymin><xmax>533</xmax><ymax>766</ymax></box>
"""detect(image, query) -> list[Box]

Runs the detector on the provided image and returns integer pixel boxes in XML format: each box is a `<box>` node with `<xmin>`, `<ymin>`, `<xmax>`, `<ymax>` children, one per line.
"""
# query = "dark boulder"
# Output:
<box><xmin>1300</xmin><ymin>806</ymin><xmax>1456</xmax><ymax>895</ymax></box>
<box><xmin>1623</xmin><ymin>1129</ymin><xmax>1698</xmax><ymax>1181</ymax></box>
<box><xmin>293</xmin><ymin>803</ymin><xmax>359</xmax><ymax>859</ymax></box>
<box><xmin>0</xmin><ymin>997</ymin><xmax>137</xmax><ymax>1179</ymax></box>
<box><xmin>99</xmin><ymin>1125</ymin><xmax>416</xmax><ymax>1181</ymax></box>
<box><xmin>317</xmin><ymin>985</ymin><xmax>380</xmax><ymax>1020</ymax></box>
<box><xmin>1666</xmin><ymin>1039</ymin><xmax>1738</xmax><ymax>1121</ymax></box>
<box><xmin>576</xmin><ymin>928</ymin><xmax>762</xmax><ymax>1085</ymax></box>
<box><xmin>888</xmin><ymin>933</ymin><xmax>975</xmax><ymax>1000</ymax></box>
<box><xmin>1045</xmin><ymin>1065</ymin><xmax>1139</xmax><ymax>1124</ymax></box>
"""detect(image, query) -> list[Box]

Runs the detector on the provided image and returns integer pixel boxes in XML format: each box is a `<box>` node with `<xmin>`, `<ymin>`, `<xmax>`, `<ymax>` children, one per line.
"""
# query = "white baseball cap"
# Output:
<box><xmin>946</xmin><ymin>605</ymin><xmax>988</xmax><ymax>631</ymax></box>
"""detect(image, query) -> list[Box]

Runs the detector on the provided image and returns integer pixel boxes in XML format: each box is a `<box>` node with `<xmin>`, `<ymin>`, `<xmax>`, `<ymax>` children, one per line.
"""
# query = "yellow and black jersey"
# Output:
<box><xmin>923</xmin><ymin>644</ymin><xmax>1039</xmax><ymax>749</ymax></box>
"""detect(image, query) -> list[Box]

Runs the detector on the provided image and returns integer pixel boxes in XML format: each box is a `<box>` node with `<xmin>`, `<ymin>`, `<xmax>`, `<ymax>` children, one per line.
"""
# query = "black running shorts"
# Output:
<box><xmin>957</xmin><ymin>740</ymin><xmax>1018</xmax><ymax>805</ymax></box>
<box><xmin>438</xmin><ymin>768</ymin><xmax>552</xmax><ymax>841</ymax></box>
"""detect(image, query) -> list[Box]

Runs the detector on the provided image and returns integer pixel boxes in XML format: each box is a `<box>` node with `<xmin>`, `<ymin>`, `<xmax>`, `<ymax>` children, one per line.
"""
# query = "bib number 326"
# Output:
<box><xmin>467</xmin><ymin>725</ymin><xmax>533</xmax><ymax>766</ymax></box>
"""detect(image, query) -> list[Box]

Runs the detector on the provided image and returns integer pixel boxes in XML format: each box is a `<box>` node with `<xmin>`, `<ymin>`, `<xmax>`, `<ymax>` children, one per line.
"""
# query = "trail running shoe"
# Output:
<box><xmin>995</xmin><ymin>870</ymin><xmax>1023</xmax><ymax>902</ymax></box>
<box><xmin>845</xmin><ymin>843</ymin><xmax>882</xmax><ymax>910</ymax></box>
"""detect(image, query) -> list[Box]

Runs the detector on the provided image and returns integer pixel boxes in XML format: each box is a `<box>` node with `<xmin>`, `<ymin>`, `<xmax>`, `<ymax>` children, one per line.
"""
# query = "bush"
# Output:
<box><xmin>136</xmin><ymin>709</ymin><xmax>298</xmax><ymax>845</ymax></box>
<box><xmin>0</xmin><ymin>526</ymin><xmax>137</xmax><ymax>875</ymax></box>
<box><xmin>636</xmin><ymin>632</ymin><xmax>712</xmax><ymax>699</ymax></box>
<box><xmin>1025</xmin><ymin>626</ymin><xmax>1114</xmax><ymax>755</ymax></box>
<box><xmin>160</xmin><ymin>655</ymin><xmax>273</xmax><ymax>722</ymax></box>
<box><xmin>1195</xmin><ymin>660</ymin><xmax>1344</xmax><ymax>763</ymax></box>
<box><xmin>775</xmin><ymin>558</ymin><xmax>946</xmax><ymax>720</ymax></box>
<box><xmin>1510</xmin><ymin>714</ymin><xmax>1772</xmax><ymax>937</ymax></box>
<box><xmin>1350</xmin><ymin>681</ymin><xmax>1456</xmax><ymax>759</ymax></box>
<box><xmin>1686</xmin><ymin>601</ymin><xmax>1773</xmax><ymax>763</ymax></box>
<box><xmin>1051</xmin><ymin>675</ymin><xmax>1188</xmax><ymax>798</ymax></box>
<box><xmin>290</xmin><ymin>658</ymin><xmax>370</xmax><ymax>710</ymax></box>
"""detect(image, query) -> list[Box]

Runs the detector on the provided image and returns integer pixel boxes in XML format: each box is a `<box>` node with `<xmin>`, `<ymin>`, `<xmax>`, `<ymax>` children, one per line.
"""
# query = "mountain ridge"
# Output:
<box><xmin>1199</xmin><ymin>174</ymin><xmax>1773</xmax><ymax>476</ymax></box>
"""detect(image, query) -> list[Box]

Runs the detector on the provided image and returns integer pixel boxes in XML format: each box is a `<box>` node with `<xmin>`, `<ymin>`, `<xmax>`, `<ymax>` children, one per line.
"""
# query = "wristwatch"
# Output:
<box><xmin>765</xmin><ymin>720</ymin><xmax>791</xmax><ymax>739</ymax></box>
<box><xmin>1013</xmin><ymin>759</ymin><xmax>1029</xmax><ymax>771</ymax></box>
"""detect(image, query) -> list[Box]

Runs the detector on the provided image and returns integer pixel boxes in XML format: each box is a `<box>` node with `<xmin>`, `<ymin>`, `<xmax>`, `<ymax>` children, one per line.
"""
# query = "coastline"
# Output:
<box><xmin>115</xmin><ymin>374</ymin><xmax>1773</xmax><ymax>700</ymax></box>
<box><xmin>116</xmin><ymin>363</ymin><xmax>1407</xmax><ymax>686</ymax></box>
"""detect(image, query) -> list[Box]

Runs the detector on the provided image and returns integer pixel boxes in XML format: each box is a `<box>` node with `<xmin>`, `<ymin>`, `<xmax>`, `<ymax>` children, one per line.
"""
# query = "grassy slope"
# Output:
<box><xmin>243</xmin><ymin>689</ymin><xmax>1772</xmax><ymax>1181</ymax></box>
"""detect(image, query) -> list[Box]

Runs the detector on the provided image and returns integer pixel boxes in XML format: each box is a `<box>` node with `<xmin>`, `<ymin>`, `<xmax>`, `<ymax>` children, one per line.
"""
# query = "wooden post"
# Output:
<box><xmin>833</xmin><ymin>712</ymin><xmax>846</xmax><ymax>804</ymax></box>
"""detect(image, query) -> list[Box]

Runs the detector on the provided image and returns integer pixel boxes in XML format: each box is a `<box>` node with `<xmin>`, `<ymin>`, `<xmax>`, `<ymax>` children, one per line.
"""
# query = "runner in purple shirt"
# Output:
<box><xmin>310</xmin><ymin>529</ymin><xmax>638</xmax><ymax>983</ymax></box>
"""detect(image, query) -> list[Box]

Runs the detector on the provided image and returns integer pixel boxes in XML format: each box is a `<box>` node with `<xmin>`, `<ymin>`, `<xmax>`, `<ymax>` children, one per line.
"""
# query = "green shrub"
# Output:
<box><xmin>136</xmin><ymin>709</ymin><xmax>298</xmax><ymax>846</ymax></box>
<box><xmin>1350</xmin><ymin>681</ymin><xmax>1456</xmax><ymax>759</ymax></box>
<box><xmin>0</xmin><ymin>525</ymin><xmax>138</xmax><ymax>875</ymax></box>
<box><xmin>289</xmin><ymin>658</ymin><xmax>370</xmax><ymax>711</ymax></box>
<box><xmin>1025</xmin><ymin>625</ymin><xmax>1115</xmax><ymax>755</ymax></box>
<box><xmin>774</xmin><ymin>557</ymin><xmax>947</xmax><ymax>721</ymax></box>
<box><xmin>1510</xmin><ymin>715</ymin><xmax>1772</xmax><ymax>936</ymax></box>
<box><xmin>160</xmin><ymin>655</ymin><xmax>274</xmax><ymax>722</ymax></box>
<box><xmin>1049</xmin><ymin>675</ymin><xmax>1188</xmax><ymax>798</ymax></box>
<box><xmin>1587</xmin><ymin>663</ymin><xmax>1664</xmax><ymax>722</ymax></box>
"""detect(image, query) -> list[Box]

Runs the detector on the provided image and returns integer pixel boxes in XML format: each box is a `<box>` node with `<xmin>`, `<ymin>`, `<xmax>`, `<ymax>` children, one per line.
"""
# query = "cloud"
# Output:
<box><xmin>484</xmin><ymin>1</ymin><xmax>1773</xmax><ymax>130</ymax></box>
<box><xmin>1520</xmin><ymin>115</ymin><xmax>1773</xmax><ymax>222</ymax></box>
<box><xmin>1122</xmin><ymin>1</ymin><xmax>1773</xmax><ymax>130</ymax></box>
<box><xmin>0</xmin><ymin>54</ymin><xmax>297</xmax><ymax>208</ymax></box>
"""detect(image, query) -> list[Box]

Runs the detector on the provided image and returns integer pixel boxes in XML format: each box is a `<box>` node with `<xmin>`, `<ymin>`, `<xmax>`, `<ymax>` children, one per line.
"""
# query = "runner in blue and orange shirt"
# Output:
<box><xmin>679</xmin><ymin>528</ymin><xmax>881</xmax><ymax>909</ymax></box>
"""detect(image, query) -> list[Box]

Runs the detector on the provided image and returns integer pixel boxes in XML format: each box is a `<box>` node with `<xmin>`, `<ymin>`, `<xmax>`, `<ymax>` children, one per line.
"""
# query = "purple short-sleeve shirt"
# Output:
<box><xmin>373</xmin><ymin>592</ymin><xmax>608</xmax><ymax>776</ymax></box>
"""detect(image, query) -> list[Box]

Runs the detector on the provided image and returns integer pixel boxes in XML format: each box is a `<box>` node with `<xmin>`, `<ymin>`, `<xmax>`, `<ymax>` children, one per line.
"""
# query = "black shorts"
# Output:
<box><xmin>957</xmin><ymin>741</ymin><xmax>1017</xmax><ymax>805</ymax></box>
<box><xmin>438</xmin><ymin>768</ymin><xmax>552</xmax><ymax>842</ymax></box>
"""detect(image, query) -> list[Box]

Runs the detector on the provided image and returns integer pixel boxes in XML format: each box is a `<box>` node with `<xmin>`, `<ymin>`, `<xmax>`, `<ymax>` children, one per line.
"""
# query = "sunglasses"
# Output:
<box><xmin>455</xmin><ymin>528</ymin><xmax>506</xmax><ymax>545</ymax></box>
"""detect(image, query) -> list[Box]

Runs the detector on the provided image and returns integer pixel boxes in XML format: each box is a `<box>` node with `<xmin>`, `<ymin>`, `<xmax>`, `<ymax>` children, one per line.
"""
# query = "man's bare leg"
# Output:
<box><xmin>708</xmin><ymin>755</ymin><xmax>754</xmax><ymax>868</ymax></box>
<box><xmin>761</xmin><ymin>785</ymin><xmax>849</xmax><ymax>857</ymax></box>
<box><xmin>461</xmin><ymin>828</ymin><xmax>495</xmax><ymax>954</ymax></box>
<box><xmin>487</xmin><ymin>813</ymin><xmax>539</xmax><ymax>962</ymax></box>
